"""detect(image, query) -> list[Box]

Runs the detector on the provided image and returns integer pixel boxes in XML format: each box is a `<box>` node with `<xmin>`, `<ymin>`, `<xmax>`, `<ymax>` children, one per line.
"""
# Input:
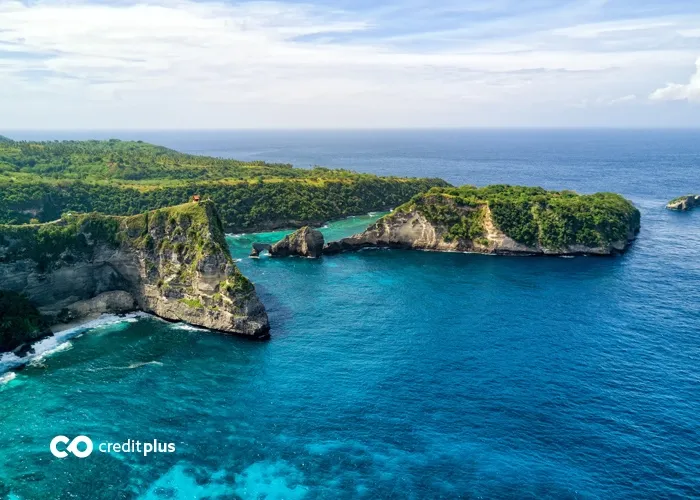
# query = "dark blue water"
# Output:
<box><xmin>1</xmin><ymin>130</ymin><xmax>699</xmax><ymax>499</ymax></box>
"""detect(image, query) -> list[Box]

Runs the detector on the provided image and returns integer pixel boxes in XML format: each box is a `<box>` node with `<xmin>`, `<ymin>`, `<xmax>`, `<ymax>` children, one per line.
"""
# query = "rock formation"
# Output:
<box><xmin>250</xmin><ymin>243</ymin><xmax>272</xmax><ymax>257</ymax></box>
<box><xmin>666</xmin><ymin>195</ymin><xmax>700</xmax><ymax>211</ymax></box>
<box><xmin>0</xmin><ymin>201</ymin><xmax>270</xmax><ymax>350</ymax></box>
<box><xmin>267</xmin><ymin>227</ymin><xmax>325</xmax><ymax>258</ymax></box>
<box><xmin>324</xmin><ymin>186</ymin><xmax>641</xmax><ymax>256</ymax></box>
<box><xmin>0</xmin><ymin>290</ymin><xmax>52</xmax><ymax>353</ymax></box>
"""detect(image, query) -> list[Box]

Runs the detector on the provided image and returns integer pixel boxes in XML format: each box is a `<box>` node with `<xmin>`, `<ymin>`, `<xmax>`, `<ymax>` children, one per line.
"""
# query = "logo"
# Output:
<box><xmin>50</xmin><ymin>435</ymin><xmax>176</xmax><ymax>458</ymax></box>
<box><xmin>50</xmin><ymin>435</ymin><xmax>94</xmax><ymax>459</ymax></box>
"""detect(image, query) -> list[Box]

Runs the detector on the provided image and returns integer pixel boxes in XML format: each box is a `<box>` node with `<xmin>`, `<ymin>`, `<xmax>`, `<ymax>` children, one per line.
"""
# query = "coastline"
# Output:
<box><xmin>0</xmin><ymin>313</ymin><xmax>149</xmax><ymax>375</ymax></box>
<box><xmin>1</xmin><ymin>210</ymin><xmax>388</xmax><ymax>374</ymax></box>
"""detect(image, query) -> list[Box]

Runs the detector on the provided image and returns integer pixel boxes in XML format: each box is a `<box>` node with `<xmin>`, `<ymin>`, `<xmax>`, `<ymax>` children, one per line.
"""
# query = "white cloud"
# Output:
<box><xmin>678</xmin><ymin>28</ymin><xmax>700</xmax><ymax>38</ymax></box>
<box><xmin>609</xmin><ymin>94</ymin><xmax>637</xmax><ymax>105</ymax></box>
<box><xmin>552</xmin><ymin>19</ymin><xmax>675</xmax><ymax>39</ymax></box>
<box><xmin>649</xmin><ymin>58</ymin><xmax>700</xmax><ymax>102</ymax></box>
<box><xmin>573</xmin><ymin>94</ymin><xmax>638</xmax><ymax>108</ymax></box>
<box><xmin>0</xmin><ymin>0</ymin><xmax>698</xmax><ymax>128</ymax></box>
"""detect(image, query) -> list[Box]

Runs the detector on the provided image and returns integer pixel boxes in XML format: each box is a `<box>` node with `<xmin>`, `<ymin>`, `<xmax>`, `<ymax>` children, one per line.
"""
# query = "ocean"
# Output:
<box><xmin>1</xmin><ymin>129</ymin><xmax>699</xmax><ymax>499</ymax></box>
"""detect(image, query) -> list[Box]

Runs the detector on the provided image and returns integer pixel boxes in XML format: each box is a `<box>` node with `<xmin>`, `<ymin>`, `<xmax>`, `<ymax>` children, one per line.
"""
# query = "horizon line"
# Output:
<box><xmin>4</xmin><ymin>126</ymin><xmax>700</xmax><ymax>133</ymax></box>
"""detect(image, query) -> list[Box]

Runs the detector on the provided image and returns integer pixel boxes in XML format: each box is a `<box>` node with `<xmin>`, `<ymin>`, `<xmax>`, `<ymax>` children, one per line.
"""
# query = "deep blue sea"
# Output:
<box><xmin>1</xmin><ymin>130</ymin><xmax>699</xmax><ymax>499</ymax></box>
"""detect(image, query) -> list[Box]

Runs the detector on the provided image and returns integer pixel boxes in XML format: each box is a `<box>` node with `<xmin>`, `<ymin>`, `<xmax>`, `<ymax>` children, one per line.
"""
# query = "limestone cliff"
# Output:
<box><xmin>0</xmin><ymin>201</ymin><xmax>269</xmax><ymax>347</ymax></box>
<box><xmin>667</xmin><ymin>195</ymin><xmax>700</xmax><ymax>211</ymax></box>
<box><xmin>324</xmin><ymin>185</ymin><xmax>641</xmax><ymax>256</ymax></box>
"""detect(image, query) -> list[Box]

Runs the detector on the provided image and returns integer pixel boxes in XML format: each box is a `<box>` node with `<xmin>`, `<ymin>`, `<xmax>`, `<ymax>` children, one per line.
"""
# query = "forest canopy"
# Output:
<box><xmin>0</xmin><ymin>138</ymin><xmax>447</xmax><ymax>231</ymax></box>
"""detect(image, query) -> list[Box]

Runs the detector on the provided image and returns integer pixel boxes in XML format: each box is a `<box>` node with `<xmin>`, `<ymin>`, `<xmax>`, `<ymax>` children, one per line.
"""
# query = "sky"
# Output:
<box><xmin>1</xmin><ymin>0</ymin><xmax>699</xmax><ymax>129</ymax></box>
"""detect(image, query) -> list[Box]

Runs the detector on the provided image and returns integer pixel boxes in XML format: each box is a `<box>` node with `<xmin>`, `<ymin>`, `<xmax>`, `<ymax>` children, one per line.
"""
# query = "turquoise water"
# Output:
<box><xmin>1</xmin><ymin>130</ymin><xmax>700</xmax><ymax>498</ymax></box>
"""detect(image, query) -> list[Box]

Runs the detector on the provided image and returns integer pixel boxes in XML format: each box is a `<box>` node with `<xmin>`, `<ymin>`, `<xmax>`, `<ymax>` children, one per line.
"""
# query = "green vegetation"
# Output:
<box><xmin>399</xmin><ymin>185</ymin><xmax>641</xmax><ymax>249</ymax></box>
<box><xmin>0</xmin><ymin>138</ymin><xmax>447</xmax><ymax>230</ymax></box>
<box><xmin>121</xmin><ymin>201</ymin><xmax>255</xmax><ymax>303</ymax></box>
<box><xmin>404</xmin><ymin>192</ymin><xmax>488</xmax><ymax>243</ymax></box>
<box><xmin>0</xmin><ymin>291</ymin><xmax>49</xmax><ymax>352</ymax></box>
<box><xmin>668</xmin><ymin>195</ymin><xmax>697</xmax><ymax>203</ymax></box>
<box><xmin>0</xmin><ymin>214</ymin><xmax>121</xmax><ymax>272</ymax></box>
<box><xmin>179</xmin><ymin>298</ymin><xmax>204</xmax><ymax>309</ymax></box>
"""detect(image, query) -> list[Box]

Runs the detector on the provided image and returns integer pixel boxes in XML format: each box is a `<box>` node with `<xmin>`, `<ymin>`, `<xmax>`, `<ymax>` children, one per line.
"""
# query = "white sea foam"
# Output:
<box><xmin>89</xmin><ymin>360</ymin><xmax>164</xmax><ymax>372</ymax></box>
<box><xmin>29</xmin><ymin>341</ymin><xmax>73</xmax><ymax>366</ymax></box>
<box><xmin>128</xmin><ymin>361</ymin><xmax>163</xmax><ymax>369</ymax></box>
<box><xmin>172</xmin><ymin>323</ymin><xmax>209</xmax><ymax>332</ymax></box>
<box><xmin>0</xmin><ymin>313</ymin><xmax>147</xmax><ymax>374</ymax></box>
<box><xmin>0</xmin><ymin>372</ymin><xmax>16</xmax><ymax>385</ymax></box>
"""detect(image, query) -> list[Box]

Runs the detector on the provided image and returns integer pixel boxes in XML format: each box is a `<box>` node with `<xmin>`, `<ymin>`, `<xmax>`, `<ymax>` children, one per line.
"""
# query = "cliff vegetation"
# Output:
<box><xmin>401</xmin><ymin>185</ymin><xmax>641</xmax><ymax>249</ymax></box>
<box><xmin>325</xmin><ymin>185</ymin><xmax>640</xmax><ymax>256</ymax></box>
<box><xmin>0</xmin><ymin>138</ymin><xmax>447</xmax><ymax>231</ymax></box>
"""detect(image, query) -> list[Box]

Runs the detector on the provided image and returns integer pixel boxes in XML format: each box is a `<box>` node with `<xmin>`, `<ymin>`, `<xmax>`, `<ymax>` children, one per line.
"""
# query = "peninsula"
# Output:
<box><xmin>324</xmin><ymin>185</ymin><xmax>641</xmax><ymax>256</ymax></box>
<box><xmin>0</xmin><ymin>201</ymin><xmax>269</xmax><ymax>352</ymax></box>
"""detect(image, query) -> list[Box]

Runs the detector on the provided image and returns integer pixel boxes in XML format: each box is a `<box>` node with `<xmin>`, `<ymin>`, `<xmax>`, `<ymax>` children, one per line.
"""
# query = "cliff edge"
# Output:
<box><xmin>325</xmin><ymin>185</ymin><xmax>640</xmax><ymax>256</ymax></box>
<box><xmin>0</xmin><ymin>201</ymin><xmax>269</xmax><ymax>348</ymax></box>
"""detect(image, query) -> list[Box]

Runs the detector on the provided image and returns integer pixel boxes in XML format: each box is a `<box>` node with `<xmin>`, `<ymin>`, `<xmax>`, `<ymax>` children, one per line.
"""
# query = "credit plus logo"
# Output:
<box><xmin>50</xmin><ymin>435</ymin><xmax>176</xmax><ymax>458</ymax></box>
<box><xmin>50</xmin><ymin>435</ymin><xmax>94</xmax><ymax>459</ymax></box>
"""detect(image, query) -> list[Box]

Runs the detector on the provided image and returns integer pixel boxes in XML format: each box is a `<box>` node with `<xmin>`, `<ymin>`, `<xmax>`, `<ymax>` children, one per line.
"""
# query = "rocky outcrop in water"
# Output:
<box><xmin>250</xmin><ymin>243</ymin><xmax>272</xmax><ymax>257</ymax></box>
<box><xmin>666</xmin><ymin>195</ymin><xmax>700</xmax><ymax>211</ymax></box>
<box><xmin>324</xmin><ymin>186</ymin><xmax>641</xmax><ymax>256</ymax></box>
<box><xmin>268</xmin><ymin>227</ymin><xmax>325</xmax><ymax>258</ymax></box>
<box><xmin>0</xmin><ymin>201</ymin><xmax>270</xmax><ymax>349</ymax></box>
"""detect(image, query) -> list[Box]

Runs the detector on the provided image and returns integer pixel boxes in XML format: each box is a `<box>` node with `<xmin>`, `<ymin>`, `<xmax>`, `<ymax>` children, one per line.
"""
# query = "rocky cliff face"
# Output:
<box><xmin>667</xmin><ymin>195</ymin><xmax>700</xmax><ymax>211</ymax></box>
<box><xmin>269</xmin><ymin>227</ymin><xmax>325</xmax><ymax>258</ymax></box>
<box><xmin>0</xmin><ymin>201</ymin><xmax>269</xmax><ymax>345</ymax></box>
<box><xmin>0</xmin><ymin>291</ymin><xmax>52</xmax><ymax>353</ymax></box>
<box><xmin>325</xmin><ymin>186</ymin><xmax>641</xmax><ymax>256</ymax></box>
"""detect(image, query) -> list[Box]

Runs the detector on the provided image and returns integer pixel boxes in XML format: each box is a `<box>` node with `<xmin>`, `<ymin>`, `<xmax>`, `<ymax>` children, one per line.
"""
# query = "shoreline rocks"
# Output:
<box><xmin>0</xmin><ymin>290</ymin><xmax>53</xmax><ymax>354</ymax></box>
<box><xmin>253</xmin><ymin>227</ymin><xmax>325</xmax><ymax>258</ymax></box>
<box><xmin>250</xmin><ymin>243</ymin><xmax>272</xmax><ymax>257</ymax></box>
<box><xmin>667</xmin><ymin>195</ymin><xmax>700</xmax><ymax>211</ymax></box>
